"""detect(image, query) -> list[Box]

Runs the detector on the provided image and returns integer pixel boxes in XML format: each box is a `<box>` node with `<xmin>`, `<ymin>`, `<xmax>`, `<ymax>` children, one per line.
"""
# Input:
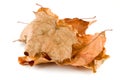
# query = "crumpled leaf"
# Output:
<box><xmin>19</xmin><ymin>7</ymin><xmax>78</xmax><ymax>65</ymax></box>
<box><xmin>18</xmin><ymin>6</ymin><xmax>109</xmax><ymax>72</ymax></box>
<box><xmin>60</xmin><ymin>31</ymin><xmax>108</xmax><ymax>72</ymax></box>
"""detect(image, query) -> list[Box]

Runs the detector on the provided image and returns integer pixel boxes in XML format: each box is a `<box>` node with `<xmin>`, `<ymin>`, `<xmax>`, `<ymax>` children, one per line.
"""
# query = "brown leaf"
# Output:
<box><xmin>18</xmin><ymin>7</ymin><xmax>78</xmax><ymax>65</ymax></box>
<box><xmin>18</xmin><ymin>6</ymin><xmax>109</xmax><ymax>72</ymax></box>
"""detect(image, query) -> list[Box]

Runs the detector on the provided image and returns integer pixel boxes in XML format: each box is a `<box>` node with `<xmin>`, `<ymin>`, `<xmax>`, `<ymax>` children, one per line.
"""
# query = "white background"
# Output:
<box><xmin>0</xmin><ymin>0</ymin><xmax>120</xmax><ymax>80</ymax></box>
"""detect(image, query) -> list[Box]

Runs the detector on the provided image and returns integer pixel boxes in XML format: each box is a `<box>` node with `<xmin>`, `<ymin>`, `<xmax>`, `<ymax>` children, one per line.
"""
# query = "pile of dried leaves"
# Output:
<box><xmin>18</xmin><ymin>5</ymin><xmax>109</xmax><ymax>72</ymax></box>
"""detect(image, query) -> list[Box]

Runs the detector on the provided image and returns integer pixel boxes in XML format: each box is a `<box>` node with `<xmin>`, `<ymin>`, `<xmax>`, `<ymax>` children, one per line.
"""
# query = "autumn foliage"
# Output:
<box><xmin>18</xmin><ymin>6</ymin><xmax>109</xmax><ymax>72</ymax></box>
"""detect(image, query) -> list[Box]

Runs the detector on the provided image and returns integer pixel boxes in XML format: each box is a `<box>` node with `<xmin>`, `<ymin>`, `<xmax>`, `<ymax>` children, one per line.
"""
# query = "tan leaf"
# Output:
<box><xmin>18</xmin><ymin>6</ymin><xmax>109</xmax><ymax>72</ymax></box>
<box><xmin>18</xmin><ymin>7</ymin><xmax>78</xmax><ymax>65</ymax></box>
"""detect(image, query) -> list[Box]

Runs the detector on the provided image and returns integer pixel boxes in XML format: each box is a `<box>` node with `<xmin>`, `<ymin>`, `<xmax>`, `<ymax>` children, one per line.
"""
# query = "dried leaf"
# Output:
<box><xmin>19</xmin><ymin>7</ymin><xmax>78</xmax><ymax>65</ymax></box>
<box><xmin>18</xmin><ymin>6</ymin><xmax>109</xmax><ymax>72</ymax></box>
